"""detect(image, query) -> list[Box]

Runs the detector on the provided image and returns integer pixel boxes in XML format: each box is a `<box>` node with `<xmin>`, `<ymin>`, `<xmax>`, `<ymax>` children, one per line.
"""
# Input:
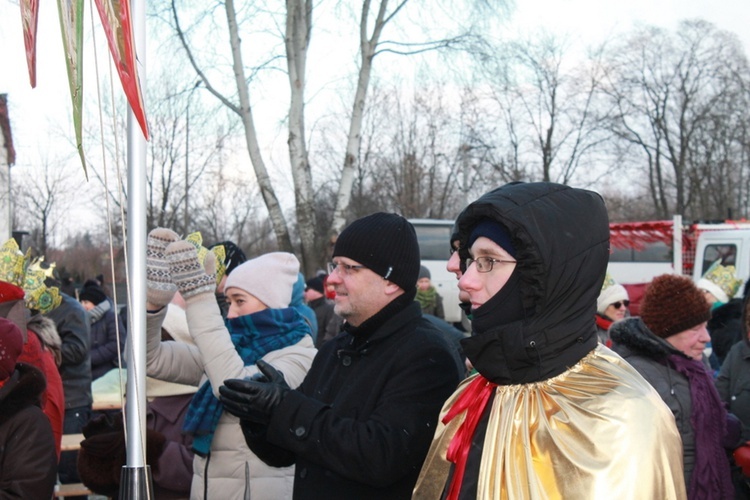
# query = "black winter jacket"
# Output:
<box><xmin>709</xmin><ymin>299</ymin><xmax>743</xmax><ymax>365</ymax></box>
<box><xmin>247</xmin><ymin>301</ymin><xmax>462</xmax><ymax>499</ymax></box>
<box><xmin>46</xmin><ymin>293</ymin><xmax>92</xmax><ymax>408</ymax></box>
<box><xmin>717</xmin><ymin>340</ymin><xmax>750</xmax><ymax>440</ymax></box>
<box><xmin>0</xmin><ymin>364</ymin><xmax>58</xmax><ymax>499</ymax></box>
<box><xmin>610</xmin><ymin>317</ymin><xmax>698</xmax><ymax>488</ymax></box>
<box><xmin>89</xmin><ymin>303</ymin><xmax>126</xmax><ymax>380</ymax></box>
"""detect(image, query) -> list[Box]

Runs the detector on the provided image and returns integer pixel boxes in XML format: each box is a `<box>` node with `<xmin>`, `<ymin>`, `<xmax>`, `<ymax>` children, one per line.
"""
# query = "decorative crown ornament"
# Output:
<box><xmin>0</xmin><ymin>238</ymin><xmax>30</xmax><ymax>287</ymax></box>
<box><xmin>600</xmin><ymin>272</ymin><xmax>617</xmax><ymax>292</ymax></box>
<box><xmin>698</xmin><ymin>259</ymin><xmax>743</xmax><ymax>303</ymax></box>
<box><xmin>0</xmin><ymin>239</ymin><xmax>62</xmax><ymax>313</ymax></box>
<box><xmin>186</xmin><ymin>232</ymin><xmax>226</xmax><ymax>283</ymax></box>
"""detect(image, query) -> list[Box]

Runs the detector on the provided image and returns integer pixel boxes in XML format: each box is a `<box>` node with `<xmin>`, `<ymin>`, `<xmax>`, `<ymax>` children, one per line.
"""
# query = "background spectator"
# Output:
<box><xmin>0</xmin><ymin>316</ymin><xmax>58</xmax><ymax>499</ymax></box>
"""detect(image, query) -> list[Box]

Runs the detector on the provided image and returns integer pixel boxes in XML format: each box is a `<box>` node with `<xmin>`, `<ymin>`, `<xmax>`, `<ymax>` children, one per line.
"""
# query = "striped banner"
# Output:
<box><xmin>94</xmin><ymin>0</ymin><xmax>149</xmax><ymax>139</ymax></box>
<box><xmin>56</xmin><ymin>0</ymin><xmax>86</xmax><ymax>175</ymax></box>
<box><xmin>20</xmin><ymin>0</ymin><xmax>39</xmax><ymax>88</ymax></box>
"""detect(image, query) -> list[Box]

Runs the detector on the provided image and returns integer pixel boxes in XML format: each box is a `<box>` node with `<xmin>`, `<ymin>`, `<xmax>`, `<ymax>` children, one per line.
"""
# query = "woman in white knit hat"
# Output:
<box><xmin>696</xmin><ymin>260</ymin><xmax>744</xmax><ymax>367</ymax></box>
<box><xmin>142</xmin><ymin>229</ymin><xmax>317</xmax><ymax>500</ymax></box>
<box><xmin>595</xmin><ymin>273</ymin><xmax>630</xmax><ymax>347</ymax></box>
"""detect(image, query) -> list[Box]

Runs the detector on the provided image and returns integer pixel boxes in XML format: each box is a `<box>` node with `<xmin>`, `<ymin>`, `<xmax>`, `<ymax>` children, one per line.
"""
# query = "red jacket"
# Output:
<box><xmin>18</xmin><ymin>329</ymin><xmax>65</xmax><ymax>459</ymax></box>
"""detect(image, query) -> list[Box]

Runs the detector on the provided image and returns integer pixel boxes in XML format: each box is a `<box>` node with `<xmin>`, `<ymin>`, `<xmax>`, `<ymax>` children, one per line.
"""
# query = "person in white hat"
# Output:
<box><xmin>595</xmin><ymin>273</ymin><xmax>630</xmax><ymax>347</ymax></box>
<box><xmin>696</xmin><ymin>261</ymin><xmax>744</xmax><ymax>366</ymax></box>
<box><xmin>142</xmin><ymin>228</ymin><xmax>317</xmax><ymax>500</ymax></box>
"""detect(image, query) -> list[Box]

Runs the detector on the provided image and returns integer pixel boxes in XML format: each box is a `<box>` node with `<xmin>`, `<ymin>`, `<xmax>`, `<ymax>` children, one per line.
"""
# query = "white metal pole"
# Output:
<box><xmin>121</xmin><ymin>0</ymin><xmax>154</xmax><ymax>495</ymax></box>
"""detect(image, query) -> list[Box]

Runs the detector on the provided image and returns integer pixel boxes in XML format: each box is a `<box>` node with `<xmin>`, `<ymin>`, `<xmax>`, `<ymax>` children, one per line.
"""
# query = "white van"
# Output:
<box><xmin>608</xmin><ymin>217</ymin><xmax>750</xmax><ymax>296</ymax></box>
<box><xmin>409</xmin><ymin>218</ymin><xmax>462</xmax><ymax>323</ymax></box>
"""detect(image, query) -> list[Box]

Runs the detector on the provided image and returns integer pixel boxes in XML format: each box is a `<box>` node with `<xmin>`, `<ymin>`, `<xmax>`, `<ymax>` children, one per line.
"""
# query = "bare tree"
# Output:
<box><xmin>601</xmin><ymin>20</ymin><xmax>750</xmax><ymax>219</ymax></box>
<box><xmin>330</xmin><ymin>0</ymin><xmax>501</xmax><ymax>233</ymax></box>
<box><xmin>163</xmin><ymin>0</ymin><xmax>504</xmax><ymax>275</ymax></box>
<box><xmin>478</xmin><ymin>31</ymin><xmax>611</xmax><ymax>185</ymax></box>
<box><xmin>356</xmin><ymin>86</ymin><xmax>466</xmax><ymax>218</ymax></box>
<box><xmin>12</xmin><ymin>157</ymin><xmax>80</xmax><ymax>255</ymax></box>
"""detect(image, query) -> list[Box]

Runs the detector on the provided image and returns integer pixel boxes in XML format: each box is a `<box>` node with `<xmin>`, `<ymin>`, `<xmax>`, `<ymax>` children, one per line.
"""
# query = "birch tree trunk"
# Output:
<box><xmin>286</xmin><ymin>0</ymin><xmax>317</xmax><ymax>275</ymax></box>
<box><xmin>225</xmin><ymin>0</ymin><xmax>293</xmax><ymax>252</ymax></box>
<box><xmin>332</xmin><ymin>0</ymin><xmax>408</xmax><ymax>234</ymax></box>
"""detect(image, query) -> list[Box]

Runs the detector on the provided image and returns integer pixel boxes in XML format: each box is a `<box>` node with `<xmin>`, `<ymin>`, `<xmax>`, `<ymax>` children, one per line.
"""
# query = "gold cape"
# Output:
<box><xmin>413</xmin><ymin>345</ymin><xmax>686</xmax><ymax>499</ymax></box>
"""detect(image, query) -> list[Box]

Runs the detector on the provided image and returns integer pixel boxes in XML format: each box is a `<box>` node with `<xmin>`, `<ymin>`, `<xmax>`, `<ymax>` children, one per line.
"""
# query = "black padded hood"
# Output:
<box><xmin>457</xmin><ymin>182</ymin><xmax>610</xmax><ymax>384</ymax></box>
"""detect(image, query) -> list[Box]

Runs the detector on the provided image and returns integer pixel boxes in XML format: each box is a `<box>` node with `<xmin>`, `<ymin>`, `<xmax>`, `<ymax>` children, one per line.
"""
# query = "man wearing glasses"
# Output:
<box><xmin>413</xmin><ymin>182</ymin><xmax>686</xmax><ymax>499</ymax></box>
<box><xmin>219</xmin><ymin>212</ymin><xmax>462</xmax><ymax>499</ymax></box>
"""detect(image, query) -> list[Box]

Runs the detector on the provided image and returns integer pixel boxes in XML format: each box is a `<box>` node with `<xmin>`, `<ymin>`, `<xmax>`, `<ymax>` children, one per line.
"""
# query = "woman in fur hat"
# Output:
<box><xmin>142</xmin><ymin>228</ymin><xmax>316</xmax><ymax>500</ymax></box>
<box><xmin>611</xmin><ymin>274</ymin><xmax>739</xmax><ymax>500</ymax></box>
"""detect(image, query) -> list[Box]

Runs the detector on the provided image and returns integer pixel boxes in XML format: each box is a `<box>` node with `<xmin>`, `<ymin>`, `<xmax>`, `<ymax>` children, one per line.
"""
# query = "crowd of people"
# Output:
<box><xmin>5</xmin><ymin>181</ymin><xmax>750</xmax><ymax>498</ymax></box>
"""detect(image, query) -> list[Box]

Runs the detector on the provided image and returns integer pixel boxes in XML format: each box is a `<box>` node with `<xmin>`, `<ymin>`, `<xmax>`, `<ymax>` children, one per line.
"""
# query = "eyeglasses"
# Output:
<box><xmin>611</xmin><ymin>300</ymin><xmax>630</xmax><ymax>309</ymax></box>
<box><xmin>327</xmin><ymin>261</ymin><xmax>366</xmax><ymax>276</ymax></box>
<box><xmin>464</xmin><ymin>256</ymin><xmax>517</xmax><ymax>273</ymax></box>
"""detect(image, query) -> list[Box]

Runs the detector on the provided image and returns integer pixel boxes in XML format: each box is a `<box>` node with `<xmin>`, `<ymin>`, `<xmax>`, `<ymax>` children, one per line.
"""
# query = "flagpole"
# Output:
<box><xmin>120</xmin><ymin>0</ymin><xmax>154</xmax><ymax>495</ymax></box>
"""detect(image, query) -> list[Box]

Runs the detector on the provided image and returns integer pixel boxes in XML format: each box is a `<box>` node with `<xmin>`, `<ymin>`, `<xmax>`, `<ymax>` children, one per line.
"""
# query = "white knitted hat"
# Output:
<box><xmin>696</xmin><ymin>260</ymin><xmax>742</xmax><ymax>304</ymax></box>
<box><xmin>597</xmin><ymin>273</ymin><xmax>629</xmax><ymax>315</ymax></box>
<box><xmin>224</xmin><ymin>252</ymin><xmax>299</xmax><ymax>309</ymax></box>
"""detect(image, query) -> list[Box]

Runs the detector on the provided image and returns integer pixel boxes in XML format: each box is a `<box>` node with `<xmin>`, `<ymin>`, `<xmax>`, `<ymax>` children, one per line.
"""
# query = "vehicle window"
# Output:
<box><xmin>414</xmin><ymin>225</ymin><xmax>453</xmax><ymax>261</ymax></box>
<box><xmin>702</xmin><ymin>244</ymin><xmax>737</xmax><ymax>275</ymax></box>
<box><xmin>609</xmin><ymin>242</ymin><xmax>671</xmax><ymax>263</ymax></box>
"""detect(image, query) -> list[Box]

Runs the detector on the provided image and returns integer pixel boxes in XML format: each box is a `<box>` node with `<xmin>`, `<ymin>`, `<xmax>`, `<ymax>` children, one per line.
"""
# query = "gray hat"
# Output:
<box><xmin>418</xmin><ymin>265</ymin><xmax>431</xmax><ymax>281</ymax></box>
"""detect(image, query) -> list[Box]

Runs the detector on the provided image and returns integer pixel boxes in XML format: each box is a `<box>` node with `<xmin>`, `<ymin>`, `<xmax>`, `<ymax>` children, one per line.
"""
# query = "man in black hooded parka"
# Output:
<box><xmin>413</xmin><ymin>182</ymin><xmax>686</xmax><ymax>499</ymax></box>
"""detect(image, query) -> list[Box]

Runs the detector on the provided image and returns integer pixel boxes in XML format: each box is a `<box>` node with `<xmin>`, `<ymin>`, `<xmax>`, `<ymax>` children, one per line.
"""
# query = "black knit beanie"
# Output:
<box><xmin>211</xmin><ymin>241</ymin><xmax>247</xmax><ymax>275</ymax></box>
<box><xmin>79</xmin><ymin>284</ymin><xmax>107</xmax><ymax>306</ymax></box>
<box><xmin>640</xmin><ymin>274</ymin><xmax>711</xmax><ymax>338</ymax></box>
<box><xmin>333</xmin><ymin>213</ymin><xmax>420</xmax><ymax>292</ymax></box>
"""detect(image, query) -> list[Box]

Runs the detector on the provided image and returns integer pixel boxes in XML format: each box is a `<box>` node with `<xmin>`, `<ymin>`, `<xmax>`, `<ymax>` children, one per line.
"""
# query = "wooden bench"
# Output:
<box><xmin>54</xmin><ymin>482</ymin><xmax>94</xmax><ymax>497</ymax></box>
<box><xmin>61</xmin><ymin>433</ymin><xmax>85</xmax><ymax>452</ymax></box>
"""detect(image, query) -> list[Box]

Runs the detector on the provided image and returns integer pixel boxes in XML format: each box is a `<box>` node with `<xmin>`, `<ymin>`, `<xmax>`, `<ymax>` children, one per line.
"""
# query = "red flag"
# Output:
<box><xmin>94</xmin><ymin>0</ymin><xmax>149</xmax><ymax>139</ymax></box>
<box><xmin>20</xmin><ymin>0</ymin><xmax>40</xmax><ymax>88</ymax></box>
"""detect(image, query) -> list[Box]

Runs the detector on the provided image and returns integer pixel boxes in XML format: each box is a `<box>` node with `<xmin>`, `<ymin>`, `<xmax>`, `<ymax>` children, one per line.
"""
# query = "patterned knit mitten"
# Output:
<box><xmin>166</xmin><ymin>240</ymin><xmax>216</xmax><ymax>300</ymax></box>
<box><xmin>146</xmin><ymin>228</ymin><xmax>180</xmax><ymax>308</ymax></box>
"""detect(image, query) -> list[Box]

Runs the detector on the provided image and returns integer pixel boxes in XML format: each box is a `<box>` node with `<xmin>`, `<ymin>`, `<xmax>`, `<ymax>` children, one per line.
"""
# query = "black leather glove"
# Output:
<box><xmin>220</xmin><ymin>359</ymin><xmax>291</xmax><ymax>425</ymax></box>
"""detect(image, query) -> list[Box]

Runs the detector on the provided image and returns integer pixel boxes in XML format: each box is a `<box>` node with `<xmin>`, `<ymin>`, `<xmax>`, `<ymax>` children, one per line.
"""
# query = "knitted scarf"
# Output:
<box><xmin>87</xmin><ymin>299</ymin><xmax>111</xmax><ymax>324</ymax></box>
<box><xmin>415</xmin><ymin>286</ymin><xmax>438</xmax><ymax>312</ymax></box>
<box><xmin>667</xmin><ymin>354</ymin><xmax>733</xmax><ymax>500</ymax></box>
<box><xmin>182</xmin><ymin>307</ymin><xmax>310</xmax><ymax>456</ymax></box>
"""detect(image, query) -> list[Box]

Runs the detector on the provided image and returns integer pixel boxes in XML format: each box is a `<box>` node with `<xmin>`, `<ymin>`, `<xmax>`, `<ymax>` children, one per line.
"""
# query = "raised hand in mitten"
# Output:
<box><xmin>219</xmin><ymin>359</ymin><xmax>291</xmax><ymax>425</ymax></box>
<box><xmin>166</xmin><ymin>240</ymin><xmax>216</xmax><ymax>300</ymax></box>
<box><xmin>147</xmin><ymin>228</ymin><xmax>180</xmax><ymax>308</ymax></box>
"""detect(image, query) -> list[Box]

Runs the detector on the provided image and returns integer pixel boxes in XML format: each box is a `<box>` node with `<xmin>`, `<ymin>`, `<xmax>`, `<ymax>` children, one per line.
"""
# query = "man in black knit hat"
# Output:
<box><xmin>219</xmin><ymin>212</ymin><xmax>462</xmax><ymax>499</ymax></box>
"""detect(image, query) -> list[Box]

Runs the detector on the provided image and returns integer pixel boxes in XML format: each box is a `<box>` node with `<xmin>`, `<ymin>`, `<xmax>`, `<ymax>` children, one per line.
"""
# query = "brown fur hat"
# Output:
<box><xmin>640</xmin><ymin>274</ymin><xmax>711</xmax><ymax>338</ymax></box>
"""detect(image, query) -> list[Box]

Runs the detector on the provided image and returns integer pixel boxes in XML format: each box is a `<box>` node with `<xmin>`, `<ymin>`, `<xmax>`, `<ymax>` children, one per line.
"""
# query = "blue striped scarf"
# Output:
<box><xmin>182</xmin><ymin>307</ymin><xmax>311</xmax><ymax>456</ymax></box>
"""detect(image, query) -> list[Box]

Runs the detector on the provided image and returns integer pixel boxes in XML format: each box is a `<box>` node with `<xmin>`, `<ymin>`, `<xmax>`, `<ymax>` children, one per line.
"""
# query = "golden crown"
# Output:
<box><xmin>600</xmin><ymin>272</ymin><xmax>618</xmax><ymax>291</ymax></box>
<box><xmin>186</xmin><ymin>232</ymin><xmax>226</xmax><ymax>283</ymax></box>
<box><xmin>702</xmin><ymin>260</ymin><xmax>743</xmax><ymax>299</ymax></box>
<box><xmin>0</xmin><ymin>239</ymin><xmax>62</xmax><ymax>313</ymax></box>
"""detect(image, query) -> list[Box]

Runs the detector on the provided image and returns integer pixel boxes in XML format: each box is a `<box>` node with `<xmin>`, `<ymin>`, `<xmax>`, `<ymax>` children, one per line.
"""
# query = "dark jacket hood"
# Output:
<box><xmin>609</xmin><ymin>317</ymin><xmax>683</xmax><ymax>361</ymax></box>
<box><xmin>0</xmin><ymin>363</ymin><xmax>46</xmax><ymax>425</ymax></box>
<box><xmin>457</xmin><ymin>182</ymin><xmax>609</xmax><ymax>384</ymax></box>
